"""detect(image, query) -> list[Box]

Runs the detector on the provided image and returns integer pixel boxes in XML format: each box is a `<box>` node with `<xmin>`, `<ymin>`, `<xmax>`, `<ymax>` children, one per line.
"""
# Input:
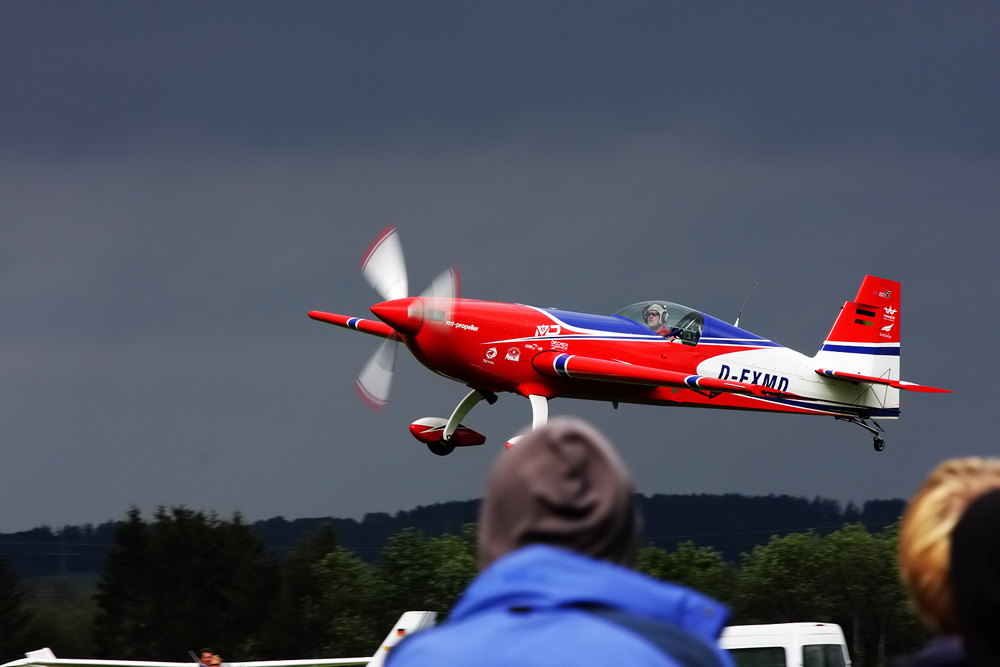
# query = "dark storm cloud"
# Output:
<box><xmin>3</xmin><ymin>2</ymin><xmax>997</xmax><ymax>156</ymax></box>
<box><xmin>1</xmin><ymin>1</ymin><xmax>998</xmax><ymax>532</ymax></box>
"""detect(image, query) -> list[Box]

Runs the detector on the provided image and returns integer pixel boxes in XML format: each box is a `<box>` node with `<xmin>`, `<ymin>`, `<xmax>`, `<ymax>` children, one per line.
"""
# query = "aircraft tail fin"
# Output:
<box><xmin>366</xmin><ymin>611</ymin><xmax>437</xmax><ymax>667</ymax></box>
<box><xmin>814</xmin><ymin>275</ymin><xmax>901</xmax><ymax>408</ymax></box>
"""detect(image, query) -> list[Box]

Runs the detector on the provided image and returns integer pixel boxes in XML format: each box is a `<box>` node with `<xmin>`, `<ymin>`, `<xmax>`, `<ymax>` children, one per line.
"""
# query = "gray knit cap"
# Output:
<box><xmin>478</xmin><ymin>417</ymin><xmax>641</xmax><ymax>569</ymax></box>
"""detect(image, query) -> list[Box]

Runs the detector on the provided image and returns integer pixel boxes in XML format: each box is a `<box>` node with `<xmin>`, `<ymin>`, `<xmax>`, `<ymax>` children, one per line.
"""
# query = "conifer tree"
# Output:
<box><xmin>0</xmin><ymin>553</ymin><xmax>30</xmax><ymax>662</ymax></box>
<box><xmin>93</xmin><ymin>507</ymin><xmax>278</xmax><ymax>660</ymax></box>
<box><xmin>94</xmin><ymin>507</ymin><xmax>151</xmax><ymax>658</ymax></box>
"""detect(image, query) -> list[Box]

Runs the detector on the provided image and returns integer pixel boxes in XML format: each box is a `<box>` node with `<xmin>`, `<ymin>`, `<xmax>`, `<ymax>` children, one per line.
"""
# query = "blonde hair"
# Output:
<box><xmin>898</xmin><ymin>457</ymin><xmax>1000</xmax><ymax>633</ymax></box>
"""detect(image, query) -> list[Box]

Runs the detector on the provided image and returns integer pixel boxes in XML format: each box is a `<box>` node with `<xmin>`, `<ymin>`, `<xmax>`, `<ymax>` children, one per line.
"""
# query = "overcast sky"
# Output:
<box><xmin>2</xmin><ymin>2</ymin><xmax>997</xmax><ymax>533</ymax></box>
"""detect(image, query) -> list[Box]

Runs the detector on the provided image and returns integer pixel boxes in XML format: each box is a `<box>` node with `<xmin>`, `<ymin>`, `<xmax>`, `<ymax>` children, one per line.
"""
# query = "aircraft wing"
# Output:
<box><xmin>816</xmin><ymin>369</ymin><xmax>952</xmax><ymax>393</ymax></box>
<box><xmin>1</xmin><ymin>613</ymin><xmax>437</xmax><ymax>667</ymax></box>
<box><xmin>0</xmin><ymin>658</ymin><xmax>369</xmax><ymax>667</ymax></box>
<box><xmin>532</xmin><ymin>351</ymin><xmax>801</xmax><ymax>399</ymax></box>
<box><xmin>308</xmin><ymin>311</ymin><xmax>398</xmax><ymax>339</ymax></box>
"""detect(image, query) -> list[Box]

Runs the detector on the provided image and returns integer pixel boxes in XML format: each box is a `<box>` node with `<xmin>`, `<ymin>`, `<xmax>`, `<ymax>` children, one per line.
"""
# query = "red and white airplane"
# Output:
<box><xmin>310</xmin><ymin>228</ymin><xmax>950</xmax><ymax>455</ymax></box>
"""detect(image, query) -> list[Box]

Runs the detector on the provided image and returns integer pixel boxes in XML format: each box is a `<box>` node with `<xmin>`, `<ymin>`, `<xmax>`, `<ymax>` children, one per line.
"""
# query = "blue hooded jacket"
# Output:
<box><xmin>385</xmin><ymin>544</ymin><xmax>736</xmax><ymax>667</ymax></box>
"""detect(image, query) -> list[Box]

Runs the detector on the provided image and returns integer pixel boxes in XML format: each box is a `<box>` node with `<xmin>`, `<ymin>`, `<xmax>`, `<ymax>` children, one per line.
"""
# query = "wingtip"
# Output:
<box><xmin>900</xmin><ymin>382</ymin><xmax>953</xmax><ymax>394</ymax></box>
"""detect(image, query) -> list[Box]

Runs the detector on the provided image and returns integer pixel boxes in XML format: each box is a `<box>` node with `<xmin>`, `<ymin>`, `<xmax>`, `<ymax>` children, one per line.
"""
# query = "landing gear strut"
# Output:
<box><xmin>504</xmin><ymin>394</ymin><xmax>551</xmax><ymax>449</ymax></box>
<box><xmin>425</xmin><ymin>388</ymin><xmax>498</xmax><ymax>455</ymax></box>
<box><xmin>836</xmin><ymin>415</ymin><xmax>887</xmax><ymax>452</ymax></box>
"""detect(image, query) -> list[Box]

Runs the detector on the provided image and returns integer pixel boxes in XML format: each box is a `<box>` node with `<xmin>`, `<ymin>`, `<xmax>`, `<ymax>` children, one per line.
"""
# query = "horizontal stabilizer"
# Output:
<box><xmin>532</xmin><ymin>351</ymin><xmax>803</xmax><ymax>400</ymax></box>
<box><xmin>308</xmin><ymin>311</ymin><xmax>398</xmax><ymax>339</ymax></box>
<box><xmin>816</xmin><ymin>369</ymin><xmax>952</xmax><ymax>393</ymax></box>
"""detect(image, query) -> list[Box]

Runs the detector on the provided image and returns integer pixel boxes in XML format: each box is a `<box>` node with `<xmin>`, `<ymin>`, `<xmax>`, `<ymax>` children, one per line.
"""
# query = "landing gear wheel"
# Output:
<box><xmin>427</xmin><ymin>440</ymin><xmax>455</xmax><ymax>457</ymax></box>
<box><xmin>873</xmin><ymin>436</ymin><xmax>885</xmax><ymax>452</ymax></box>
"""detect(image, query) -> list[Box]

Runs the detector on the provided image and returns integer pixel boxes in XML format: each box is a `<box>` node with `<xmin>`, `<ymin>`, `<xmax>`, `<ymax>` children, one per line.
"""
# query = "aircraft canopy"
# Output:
<box><xmin>614</xmin><ymin>301</ymin><xmax>704</xmax><ymax>345</ymax></box>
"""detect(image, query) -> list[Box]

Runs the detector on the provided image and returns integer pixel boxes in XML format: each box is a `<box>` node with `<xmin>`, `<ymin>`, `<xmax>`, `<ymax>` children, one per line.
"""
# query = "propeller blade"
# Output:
<box><xmin>355</xmin><ymin>337</ymin><xmax>397</xmax><ymax>411</ymax></box>
<box><xmin>353</xmin><ymin>228</ymin><xmax>457</xmax><ymax>413</ymax></box>
<box><xmin>361</xmin><ymin>226</ymin><xmax>408</xmax><ymax>301</ymax></box>
<box><xmin>418</xmin><ymin>266</ymin><xmax>461</xmax><ymax>300</ymax></box>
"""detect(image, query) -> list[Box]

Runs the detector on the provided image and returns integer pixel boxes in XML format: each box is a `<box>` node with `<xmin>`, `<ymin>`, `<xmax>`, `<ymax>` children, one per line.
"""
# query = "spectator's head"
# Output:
<box><xmin>198</xmin><ymin>650</ymin><xmax>214</xmax><ymax>665</ymax></box>
<box><xmin>951</xmin><ymin>487</ymin><xmax>1000</xmax><ymax>667</ymax></box>
<box><xmin>478</xmin><ymin>417</ymin><xmax>640</xmax><ymax>569</ymax></box>
<box><xmin>898</xmin><ymin>457</ymin><xmax>1000</xmax><ymax>634</ymax></box>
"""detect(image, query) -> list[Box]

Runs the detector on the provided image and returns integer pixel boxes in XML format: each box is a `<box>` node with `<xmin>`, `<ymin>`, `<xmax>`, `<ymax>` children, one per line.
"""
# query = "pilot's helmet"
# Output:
<box><xmin>643</xmin><ymin>303</ymin><xmax>666</xmax><ymax>324</ymax></box>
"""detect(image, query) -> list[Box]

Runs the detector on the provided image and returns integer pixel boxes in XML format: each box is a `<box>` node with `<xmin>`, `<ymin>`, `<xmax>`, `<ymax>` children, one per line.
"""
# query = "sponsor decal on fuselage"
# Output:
<box><xmin>535</xmin><ymin>324</ymin><xmax>561</xmax><ymax>336</ymax></box>
<box><xmin>447</xmin><ymin>320</ymin><xmax>479</xmax><ymax>331</ymax></box>
<box><xmin>483</xmin><ymin>347</ymin><xmax>497</xmax><ymax>365</ymax></box>
<box><xmin>505</xmin><ymin>347</ymin><xmax>521</xmax><ymax>362</ymax></box>
<box><xmin>718</xmin><ymin>364</ymin><xmax>789</xmax><ymax>392</ymax></box>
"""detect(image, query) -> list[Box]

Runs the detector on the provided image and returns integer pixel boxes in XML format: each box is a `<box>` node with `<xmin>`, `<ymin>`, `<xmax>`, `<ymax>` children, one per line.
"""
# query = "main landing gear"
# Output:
<box><xmin>409</xmin><ymin>389</ymin><xmax>498</xmax><ymax>456</ymax></box>
<box><xmin>836</xmin><ymin>415</ymin><xmax>887</xmax><ymax>452</ymax></box>
<box><xmin>409</xmin><ymin>389</ymin><xmax>554</xmax><ymax>454</ymax></box>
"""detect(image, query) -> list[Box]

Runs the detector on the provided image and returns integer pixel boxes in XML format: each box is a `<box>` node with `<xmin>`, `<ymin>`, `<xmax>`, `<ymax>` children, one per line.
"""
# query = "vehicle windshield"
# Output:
<box><xmin>614</xmin><ymin>301</ymin><xmax>704</xmax><ymax>346</ymax></box>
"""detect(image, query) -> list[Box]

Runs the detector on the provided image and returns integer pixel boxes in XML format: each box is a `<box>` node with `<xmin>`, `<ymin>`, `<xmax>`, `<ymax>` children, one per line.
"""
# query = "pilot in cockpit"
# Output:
<box><xmin>643</xmin><ymin>303</ymin><xmax>684</xmax><ymax>341</ymax></box>
<box><xmin>643</xmin><ymin>303</ymin><xmax>671</xmax><ymax>338</ymax></box>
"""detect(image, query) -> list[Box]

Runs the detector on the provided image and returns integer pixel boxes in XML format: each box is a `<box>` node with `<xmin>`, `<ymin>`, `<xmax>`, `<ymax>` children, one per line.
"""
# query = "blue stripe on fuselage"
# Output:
<box><xmin>761</xmin><ymin>396</ymin><xmax>902</xmax><ymax>418</ymax></box>
<box><xmin>821</xmin><ymin>343</ymin><xmax>900</xmax><ymax>356</ymax></box>
<box><xmin>554</xmin><ymin>354</ymin><xmax>572</xmax><ymax>376</ymax></box>
<box><xmin>538</xmin><ymin>308</ymin><xmax>657</xmax><ymax>336</ymax></box>
<box><xmin>534</xmin><ymin>307</ymin><xmax>782</xmax><ymax>347</ymax></box>
<box><xmin>699</xmin><ymin>314</ymin><xmax>781</xmax><ymax>347</ymax></box>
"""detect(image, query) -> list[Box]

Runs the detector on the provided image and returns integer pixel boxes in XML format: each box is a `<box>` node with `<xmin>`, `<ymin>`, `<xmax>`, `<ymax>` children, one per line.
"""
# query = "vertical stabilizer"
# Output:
<box><xmin>814</xmin><ymin>275</ymin><xmax>901</xmax><ymax>408</ymax></box>
<box><xmin>367</xmin><ymin>611</ymin><xmax>437</xmax><ymax>667</ymax></box>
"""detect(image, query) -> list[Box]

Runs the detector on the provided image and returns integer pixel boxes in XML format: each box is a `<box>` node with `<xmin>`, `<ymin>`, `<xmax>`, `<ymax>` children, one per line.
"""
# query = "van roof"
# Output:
<box><xmin>720</xmin><ymin>622</ymin><xmax>847</xmax><ymax>648</ymax></box>
<box><xmin>723</xmin><ymin>623</ymin><xmax>840</xmax><ymax>632</ymax></box>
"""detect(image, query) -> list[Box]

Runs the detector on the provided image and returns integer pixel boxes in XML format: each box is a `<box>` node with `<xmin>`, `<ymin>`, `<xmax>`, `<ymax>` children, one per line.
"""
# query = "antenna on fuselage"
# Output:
<box><xmin>734</xmin><ymin>281</ymin><xmax>760</xmax><ymax>328</ymax></box>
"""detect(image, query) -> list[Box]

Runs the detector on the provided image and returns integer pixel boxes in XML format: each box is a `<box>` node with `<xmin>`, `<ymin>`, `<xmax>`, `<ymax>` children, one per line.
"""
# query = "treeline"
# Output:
<box><xmin>0</xmin><ymin>508</ymin><xmax>478</xmax><ymax>663</ymax></box>
<box><xmin>1</xmin><ymin>505</ymin><xmax>925</xmax><ymax>667</ymax></box>
<box><xmin>0</xmin><ymin>494</ymin><xmax>906</xmax><ymax>577</ymax></box>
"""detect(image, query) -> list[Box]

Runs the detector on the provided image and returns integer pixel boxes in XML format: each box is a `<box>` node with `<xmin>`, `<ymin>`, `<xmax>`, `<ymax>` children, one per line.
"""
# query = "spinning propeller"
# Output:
<box><xmin>353</xmin><ymin>227</ymin><xmax>459</xmax><ymax>410</ymax></box>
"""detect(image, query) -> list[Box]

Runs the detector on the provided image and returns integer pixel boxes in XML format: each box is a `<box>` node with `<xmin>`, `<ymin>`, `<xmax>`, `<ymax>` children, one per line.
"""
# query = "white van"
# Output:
<box><xmin>719</xmin><ymin>622</ymin><xmax>851</xmax><ymax>667</ymax></box>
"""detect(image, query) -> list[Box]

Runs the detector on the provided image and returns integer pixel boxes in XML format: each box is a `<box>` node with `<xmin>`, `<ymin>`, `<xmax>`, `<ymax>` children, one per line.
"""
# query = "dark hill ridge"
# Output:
<box><xmin>1</xmin><ymin>494</ymin><xmax>906</xmax><ymax>578</ymax></box>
